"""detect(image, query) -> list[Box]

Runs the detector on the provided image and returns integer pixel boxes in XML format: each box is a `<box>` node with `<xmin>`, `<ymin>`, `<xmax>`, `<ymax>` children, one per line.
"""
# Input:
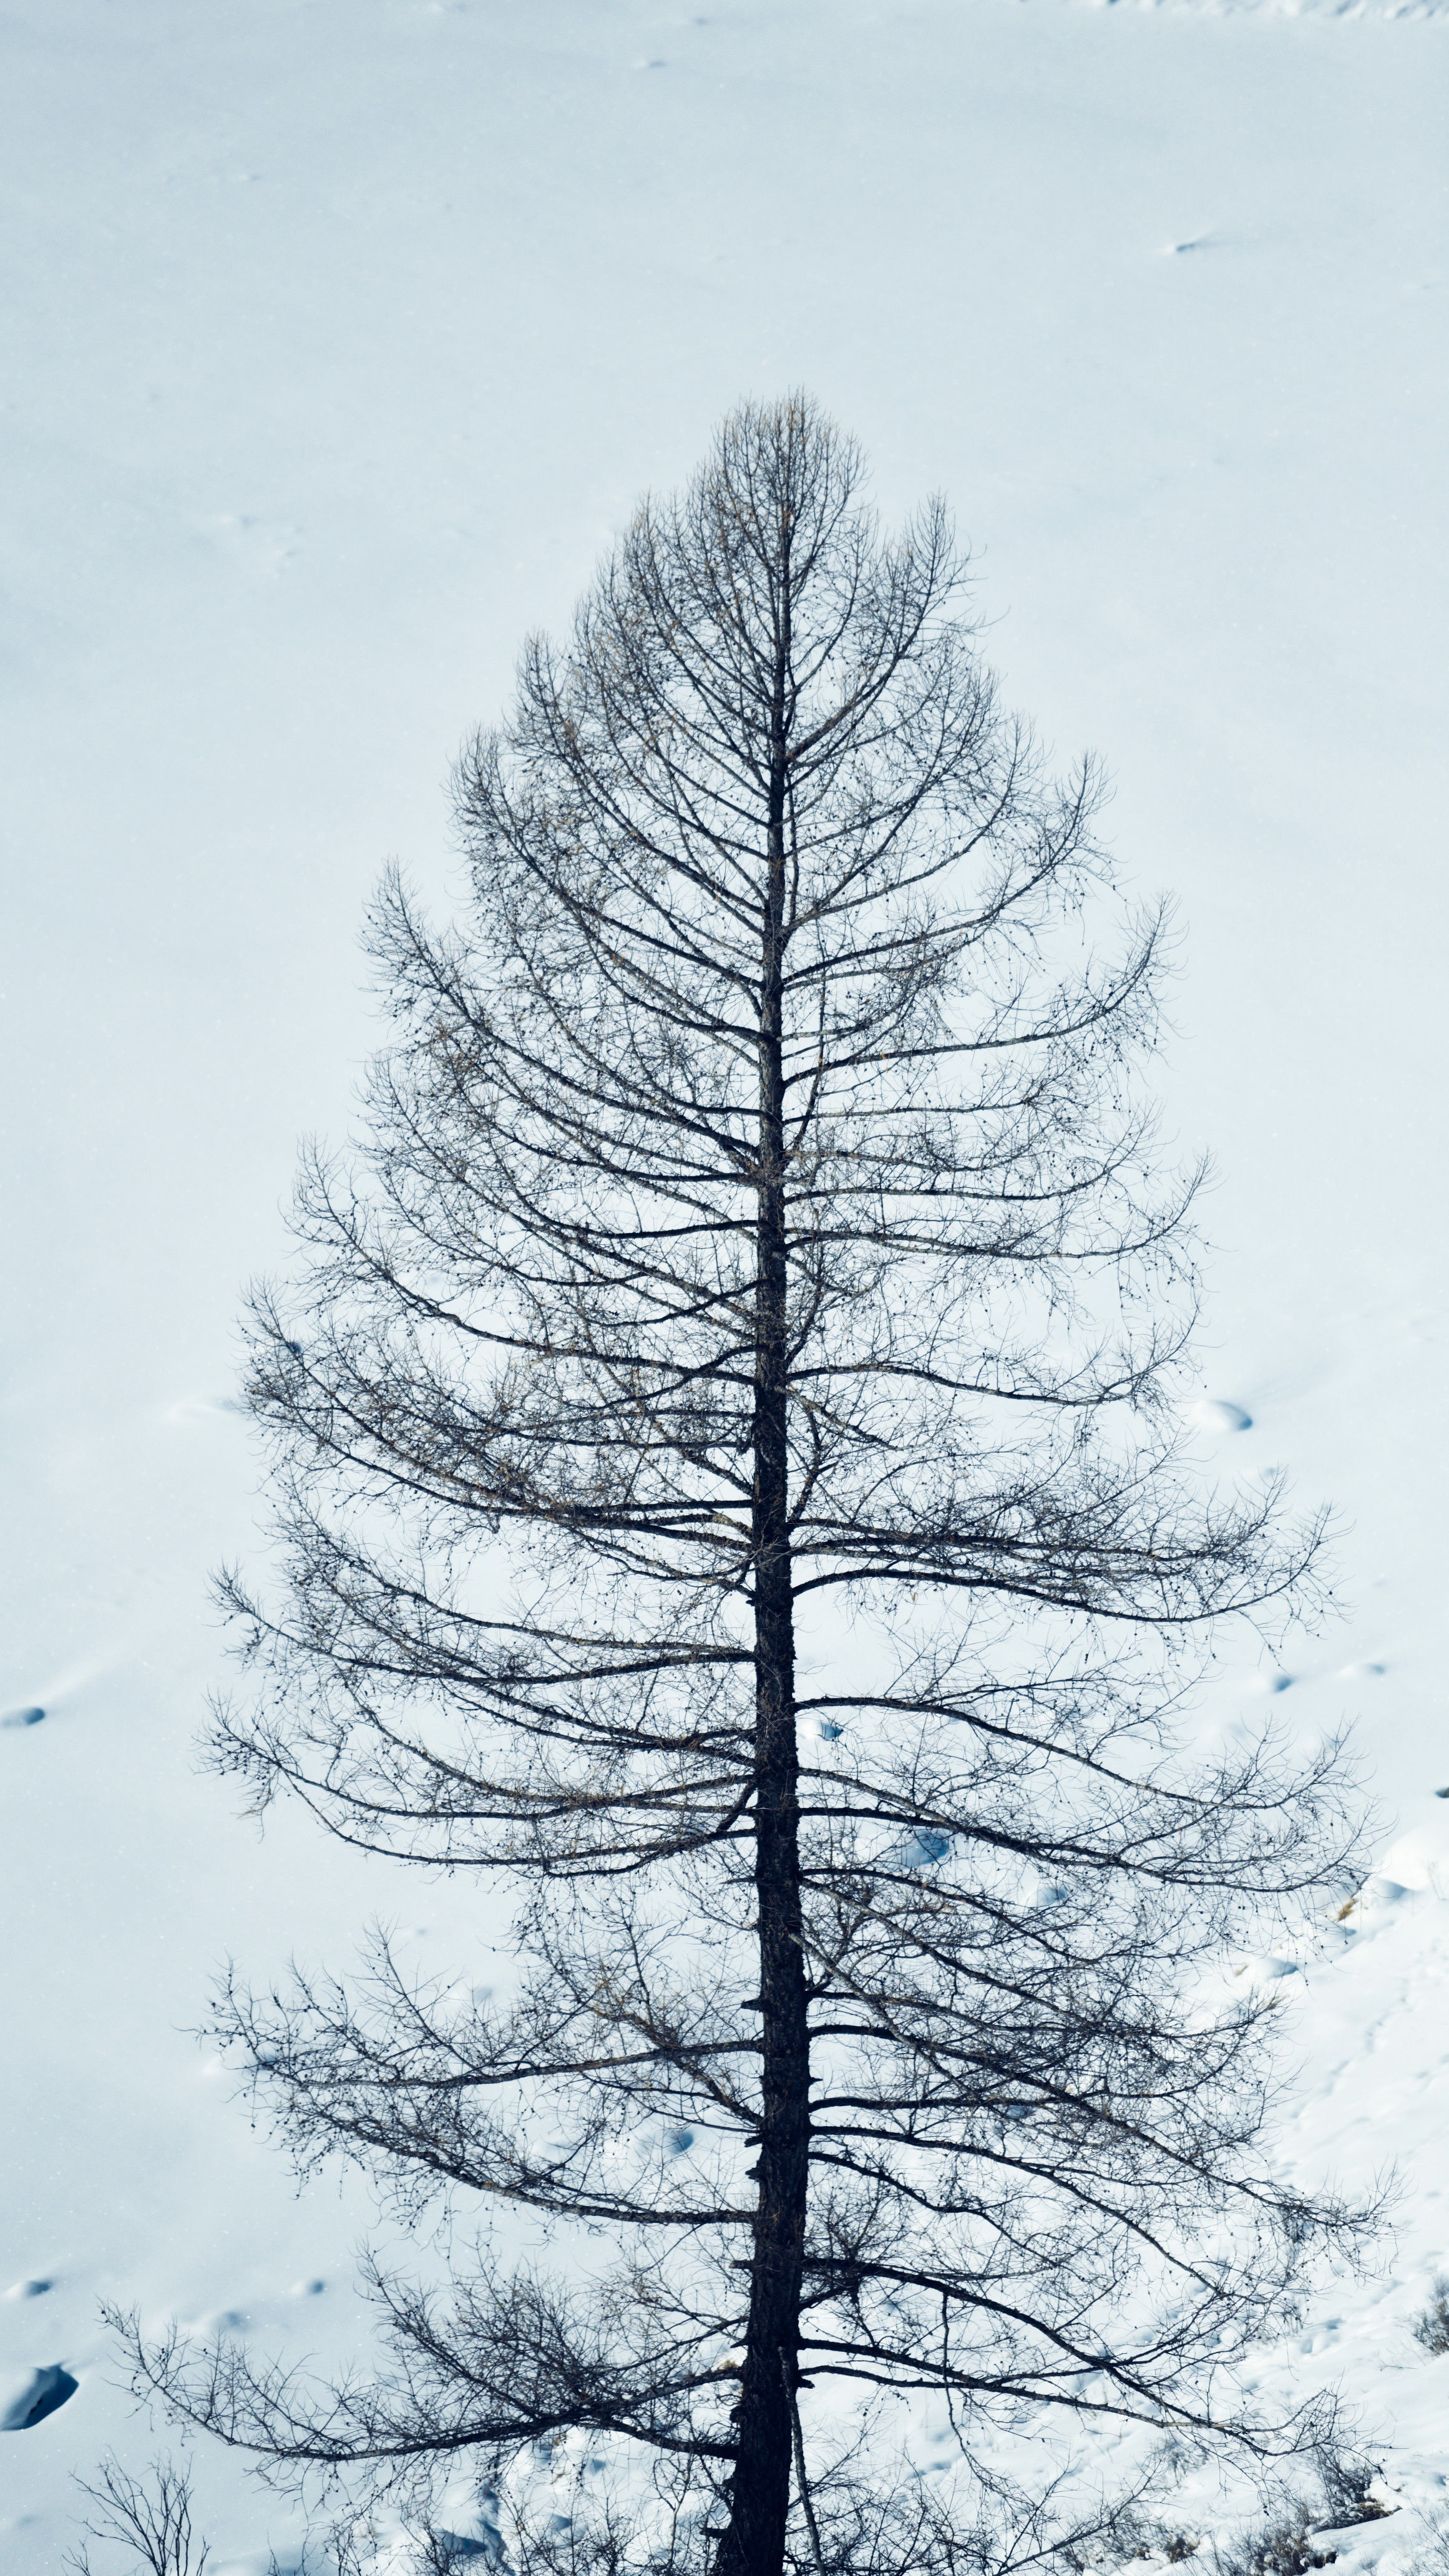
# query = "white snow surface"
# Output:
<box><xmin>2</xmin><ymin>1</ymin><xmax>1448</xmax><ymax>2567</ymax></box>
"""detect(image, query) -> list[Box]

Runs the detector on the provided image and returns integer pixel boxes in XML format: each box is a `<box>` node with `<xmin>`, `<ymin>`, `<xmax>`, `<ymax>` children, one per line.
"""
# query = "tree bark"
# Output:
<box><xmin>715</xmin><ymin>619</ymin><xmax>809</xmax><ymax>2576</ymax></box>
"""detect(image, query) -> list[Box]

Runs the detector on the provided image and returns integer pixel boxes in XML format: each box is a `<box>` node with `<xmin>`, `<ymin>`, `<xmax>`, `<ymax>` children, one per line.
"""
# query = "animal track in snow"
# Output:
<box><xmin>1</xmin><ymin>1705</ymin><xmax>45</xmax><ymax>1729</ymax></box>
<box><xmin>5</xmin><ymin>2279</ymin><xmax>54</xmax><ymax>2299</ymax></box>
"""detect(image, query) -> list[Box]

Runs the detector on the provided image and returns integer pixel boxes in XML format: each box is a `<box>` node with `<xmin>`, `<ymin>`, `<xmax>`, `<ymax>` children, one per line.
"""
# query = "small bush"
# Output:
<box><xmin>1314</xmin><ymin>2442</ymin><xmax>1387</xmax><ymax>2529</ymax></box>
<box><xmin>1214</xmin><ymin>2514</ymin><xmax>1336</xmax><ymax>2576</ymax></box>
<box><xmin>1412</xmin><ymin>2281</ymin><xmax>1449</xmax><ymax>2356</ymax></box>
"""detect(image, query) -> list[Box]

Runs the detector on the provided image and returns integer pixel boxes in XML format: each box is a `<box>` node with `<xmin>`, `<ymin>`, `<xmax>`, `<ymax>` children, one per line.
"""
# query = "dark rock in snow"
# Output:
<box><xmin>2</xmin><ymin>2365</ymin><xmax>79</xmax><ymax>2429</ymax></box>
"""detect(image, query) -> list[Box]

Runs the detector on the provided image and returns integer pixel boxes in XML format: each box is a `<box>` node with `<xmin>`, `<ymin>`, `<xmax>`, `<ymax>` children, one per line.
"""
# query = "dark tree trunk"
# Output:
<box><xmin>717</xmin><ymin>652</ymin><xmax>810</xmax><ymax>2576</ymax></box>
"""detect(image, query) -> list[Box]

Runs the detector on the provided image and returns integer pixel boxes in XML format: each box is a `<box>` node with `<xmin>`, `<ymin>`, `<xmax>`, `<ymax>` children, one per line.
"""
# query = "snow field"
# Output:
<box><xmin>2</xmin><ymin>0</ymin><xmax>1448</xmax><ymax>2566</ymax></box>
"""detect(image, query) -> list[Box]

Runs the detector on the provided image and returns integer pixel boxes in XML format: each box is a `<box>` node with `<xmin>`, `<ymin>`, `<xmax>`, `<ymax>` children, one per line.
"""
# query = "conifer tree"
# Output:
<box><xmin>122</xmin><ymin>398</ymin><xmax>1363</xmax><ymax>2576</ymax></box>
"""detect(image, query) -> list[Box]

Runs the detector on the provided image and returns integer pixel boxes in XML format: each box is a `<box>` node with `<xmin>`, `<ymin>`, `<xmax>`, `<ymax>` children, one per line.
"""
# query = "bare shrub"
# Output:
<box><xmin>1412</xmin><ymin>2281</ymin><xmax>1449</xmax><ymax>2355</ymax></box>
<box><xmin>66</xmin><ymin>2455</ymin><xmax>208</xmax><ymax>2576</ymax></box>
<box><xmin>1212</xmin><ymin>2509</ymin><xmax>1336</xmax><ymax>2576</ymax></box>
<box><xmin>1312</xmin><ymin>2440</ymin><xmax>1386</xmax><ymax>2529</ymax></box>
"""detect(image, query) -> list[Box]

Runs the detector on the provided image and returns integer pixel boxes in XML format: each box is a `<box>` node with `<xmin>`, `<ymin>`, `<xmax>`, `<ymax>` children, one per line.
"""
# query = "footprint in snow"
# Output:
<box><xmin>1</xmin><ymin>1706</ymin><xmax>45</xmax><ymax>1730</ymax></box>
<box><xmin>1188</xmin><ymin>1397</ymin><xmax>1252</xmax><ymax>1435</ymax></box>
<box><xmin>1233</xmin><ymin>1956</ymin><xmax>1299</xmax><ymax>1989</ymax></box>
<box><xmin>5</xmin><ymin>2279</ymin><xmax>54</xmax><ymax>2299</ymax></box>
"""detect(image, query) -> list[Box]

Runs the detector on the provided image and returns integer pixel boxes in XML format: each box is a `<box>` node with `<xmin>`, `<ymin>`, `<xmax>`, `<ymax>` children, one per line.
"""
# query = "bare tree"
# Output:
<box><xmin>67</xmin><ymin>2454</ymin><xmax>208</xmax><ymax>2576</ymax></box>
<box><xmin>117</xmin><ymin>398</ymin><xmax>1368</xmax><ymax>2576</ymax></box>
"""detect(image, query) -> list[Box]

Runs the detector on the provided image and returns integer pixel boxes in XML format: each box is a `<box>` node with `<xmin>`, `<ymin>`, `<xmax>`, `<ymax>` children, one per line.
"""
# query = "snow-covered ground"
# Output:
<box><xmin>3</xmin><ymin>2</ymin><xmax>1448</xmax><ymax>2567</ymax></box>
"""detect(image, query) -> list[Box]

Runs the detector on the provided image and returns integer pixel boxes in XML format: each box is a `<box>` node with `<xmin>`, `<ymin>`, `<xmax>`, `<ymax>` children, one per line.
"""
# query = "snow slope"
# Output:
<box><xmin>2</xmin><ymin>2</ymin><xmax>1448</xmax><ymax>2567</ymax></box>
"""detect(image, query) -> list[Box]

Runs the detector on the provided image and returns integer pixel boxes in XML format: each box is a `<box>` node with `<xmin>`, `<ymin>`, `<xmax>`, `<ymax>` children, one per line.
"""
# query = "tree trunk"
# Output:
<box><xmin>715</xmin><ymin>642</ymin><xmax>809</xmax><ymax>2576</ymax></box>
